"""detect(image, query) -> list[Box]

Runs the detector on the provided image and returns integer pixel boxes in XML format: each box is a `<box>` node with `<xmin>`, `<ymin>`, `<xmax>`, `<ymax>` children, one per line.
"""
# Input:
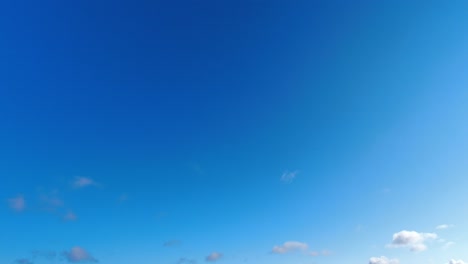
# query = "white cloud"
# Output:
<box><xmin>164</xmin><ymin>240</ymin><xmax>182</xmax><ymax>247</ymax></box>
<box><xmin>447</xmin><ymin>260</ymin><xmax>466</xmax><ymax>264</ymax></box>
<box><xmin>280</xmin><ymin>170</ymin><xmax>299</xmax><ymax>183</ymax></box>
<box><xmin>369</xmin><ymin>256</ymin><xmax>400</xmax><ymax>264</ymax></box>
<box><xmin>272</xmin><ymin>241</ymin><xmax>308</xmax><ymax>254</ymax></box>
<box><xmin>177</xmin><ymin>258</ymin><xmax>197</xmax><ymax>264</ymax></box>
<box><xmin>15</xmin><ymin>259</ymin><xmax>33</xmax><ymax>264</ymax></box>
<box><xmin>72</xmin><ymin>177</ymin><xmax>97</xmax><ymax>188</ymax></box>
<box><xmin>388</xmin><ymin>230</ymin><xmax>437</xmax><ymax>252</ymax></box>
<box><xmin>205</xmin><ymin>252</ymin><xmax>223</xmax><ymax>262</ymax></box>
<box><xmin>39</xmin><ymin>190</ymin><xmax>64</xmax><ymax>211</ymax></box>
<box><xmin>63</xmin><ymin>247</ymin><xmax>97</xmax><ymax>263</ymax></box>
<box><xmin>442</xmin><ymin>241</ymin><xmax>455</xmax><ymax>250</ymax></box>
<box><xmin>8</xmin><ymin>195</ymin><xmax>26</xmax><ymax>212</ymax></box>
<box><xmin>436</xmin><ymin>224</ymin><xmax>454</xmax><ymax>230</ymax></box>
<box><xmin>64</xmin><ymin>212</ymin><xmax>77</xmax><ymax>221</ymax></box>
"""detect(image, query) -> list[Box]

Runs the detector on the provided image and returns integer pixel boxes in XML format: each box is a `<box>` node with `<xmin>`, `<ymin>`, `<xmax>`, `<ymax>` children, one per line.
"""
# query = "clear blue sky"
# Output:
<box><xmin>1</xmin><ymin>1</ymin><xmax>467</xmax><ymax>264</ymax></box>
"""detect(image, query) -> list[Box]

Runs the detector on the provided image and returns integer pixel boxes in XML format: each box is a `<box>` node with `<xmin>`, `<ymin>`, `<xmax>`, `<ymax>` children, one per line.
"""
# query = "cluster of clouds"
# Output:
<box><xmin>367</xmin><ymin>225</ymin><xmax>462</xmax><ymax>264</ymax></box>
<box><xmin>7</xmin><ymin>177</ymin><xmax>100</xmax><ymax>263</ymax></box>
<box><xmin>6</xmin><ymin>175</ymin><xmax>465</xmax><ymax>264</ymax></box>
<box><xmin>6</xmin><ymin>177</ymin><xmax>99</xmax><ymax>221</ymax></box>
<box><xmin>15</xmin><ymin>247</ymin><xmax>97</xmax><ymax>264</ymax></box>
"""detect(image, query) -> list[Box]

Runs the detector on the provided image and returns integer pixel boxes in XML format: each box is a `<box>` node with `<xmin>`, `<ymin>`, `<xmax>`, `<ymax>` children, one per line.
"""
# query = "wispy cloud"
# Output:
<box><xmin>280</xmin><ymin>170</ymin><xmax>299</xmax><ymax>183</ymax></box>
<box><xmin>64</xmin><ymin>211</ymin><xmax>77</xmax><ymax>221</ymax></box>
<box><xmin>31</xmin><ymin>250</ymin><xmax>57</xmax><ymax>261</ymax></box>
<box><xmin>272</xmin><ymin>241</ymin><xmax>308</xmax><ymax>254</ymax></box>
<box><xmin>387</xmin><ymin>230</ymin><xmax>437</xmax><ymax>252</ymax></box>
<box><xmin>205</xmin><ymin>252</ymin><xmax>223</xmax><ymax>262</ymax></box>
<box><xmin>442</xmin><ymin>241</ymin><xmax>455</xmax><ymax>250</ymax></box>
<box><xmin>63</xmin><ymin>247</ymin><xmax>97</xmax><ymax>263</ymax></box>
<box><xmin>72</xmin><ymin>177</ymin><xmax>97</xmax><ymax>188</ymax></box>
<box><xmin>118</xmin><ymin>193</ymin><xmax>128</xmax><ymax>202</ymax></box>
<box><xmin>8</xmin><ymin>195</ymin><xmax>26</xmax><ymax>212</ymax></box>
<box><xmin>15</xmin><ymin>258</ymin><xmax>33</xmax><ymax>264</ymax></box>
<box><xmin>436</xmin><ymin>224</ymin><xmax>454</xmax><ymax>230</ymax></box>
<box><xmin>177</xmin><ymin>258</ymin><xmax>197</xmax><ymax>264</ymax></box>
<box><xmin>369</xmin><ymin>256</ymin><xmax>399</xmax><ymax>264</ymax></box>
<box><xmin>163</xmin><ymin>240</ymin><xmax>181</xmax><ymax>247</ymax></box>
<box><xmin>39</xmin><ymin>190</ymin><xmax>64</xmax><ymax>211</ymax></box>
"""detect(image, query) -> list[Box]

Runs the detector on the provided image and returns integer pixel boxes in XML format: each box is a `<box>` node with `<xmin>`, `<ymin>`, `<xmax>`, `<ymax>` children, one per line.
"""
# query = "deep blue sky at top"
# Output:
<box><xmin>0</xmin><ymin>1</ymin><xmax>467</xmax><ymax>264</ymax></box>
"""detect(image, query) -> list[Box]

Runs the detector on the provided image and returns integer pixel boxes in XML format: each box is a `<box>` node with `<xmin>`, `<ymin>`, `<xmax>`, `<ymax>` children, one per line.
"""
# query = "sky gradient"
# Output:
<box><xmin>1</xmin><ymin>1</ymin><xmax>468</xmax><ymax>264</ymax></box>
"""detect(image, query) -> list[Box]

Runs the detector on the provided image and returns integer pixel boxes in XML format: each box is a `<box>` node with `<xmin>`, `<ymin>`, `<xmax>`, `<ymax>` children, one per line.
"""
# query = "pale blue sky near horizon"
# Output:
<box><xmin>1</xmin><ymin>1</ymin><xmax>467</xmax><ymax>264</ymax></box>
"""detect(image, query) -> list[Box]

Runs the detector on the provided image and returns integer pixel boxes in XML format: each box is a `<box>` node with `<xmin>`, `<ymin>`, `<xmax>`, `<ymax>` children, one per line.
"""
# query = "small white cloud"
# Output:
<box><xmin>72</xmin><ymin>177</ymin><xmax>97</xmax><ymax>188</ymax></box>
<box><xmin>369</xmin><ymin>256</ymin><xmax>399</xmax><ymax>264</ymax></box>
<box><xmin>448</xmin><ymin>260</ymin><xmax>466</xmax><ymax>264</ymax></box>
<box><xmin>436</xmin><ymin>224</ymin><xmax>454</xmax><ymax>230</ymax></box>
<box><xmin>63</xmin><ymin>247</ymin><xmax>97</xmax><ymax>263</ymax></box>
<box><xmin>118</xmin><ymin>194</ymin><xmax>128</xmax><ymax>202</ymax></box>
<box><xmin>388</xmin><ymin>230</ymin><xmax>437</xmax><ymax>252</ymax></box>
<box><xmin>15</xmin><ymin>258</ymin><xmax>33</xmax><ymax>264</ymax></box>
<box><xmin>280</xmin><ymin>170</ymin><xmax>299</xmax><ymax>183</ymax></box>
<box><xmin>64</xmin><ymin>212</ymin><xmax>77</xmax><ymax>221</ymax></box>
<box><xmin>442</xmin><ymin>241</ymin><xmax>455</xmax><ymax>250</ymax></box>
<box><xmin>8</xmin><ymin>195</ymin><xmax>26</xmax><ymax>212</ymax></box>
<box><xmin>39</xmin><ymin>190</ymin><xmax>64</xmax><ymax>211</ymax></box>
<box><xmin>205</xmin><ymin>252</ymin><xmax>223</xmax><ymax>262</ymax></box>
<box><xmin>163</xmin><ymin>240</ymin><xmax>182</xmax><ymax>247</ymax></box>
<box><xmin>272</xmin><ymin>241</ymin><xmax>308</xmax><ymax>254</ymax></box>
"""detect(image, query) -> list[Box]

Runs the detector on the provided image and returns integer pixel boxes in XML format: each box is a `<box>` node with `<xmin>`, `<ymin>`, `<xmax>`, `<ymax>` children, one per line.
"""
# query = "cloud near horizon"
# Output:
<box><xmin>388</xmin><ymin>230</ymin><xmax>437</xmax><ymax>252</ymax></box>
<box><xmin>369</xmin><ymin>256</ymin><xmax>399</xmax><ymax>264</ymax></box>
<box><xmin>205</xmin><ymin>252</ymin><xmax>223</xmax><ymax>262</ymax></box>
<box><xmin>272</xmin><ymin>241</ymin><xmax>308</xmax><ymax>254</ymax></box>
<box><xmin>15</xmin><ymin>259</ymin><xmax>33</xmax><ymax>264</ymax></box>
<box><xmin>448</xmin><ymin>260</ymin><xmax>466</xmax><ymax>264</ymax></box>
<box><xmin>63</xmin><ymin>247</ymin><xmax>98</xmax><ymax>263</ymax></box>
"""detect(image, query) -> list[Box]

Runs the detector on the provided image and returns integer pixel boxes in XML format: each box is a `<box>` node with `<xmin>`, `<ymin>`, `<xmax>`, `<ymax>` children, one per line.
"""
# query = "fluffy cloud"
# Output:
<box><xmin>63</xmin><ymin>247</ymin><xmax>97</xmax><ymax>263</ymax></box>
<box><xmin>369</xmin><ymin>256</ymin><xmax>399</xmax><ymax>264</ymax></box>
<box><xmin>388</xmin><ymin>230</ymin><xmax>437</xmax><ymax>252</ymax></box>
<box><xmin>436</xmin><ymin>224</ymin><xmax>454</xmax><ymax>230</ymax></box>
<box><xmin>8</xmin><ymin>195</ymin><xmax>26</xmax><ymax>212</ymax></box>
<box><xmin>205</xmin><ymin>252</ymin><xmax>223</xmax><ymax>262</ymax></box>
<box><xmin>72</xmin><ymin>177</ymin><xmax>97</xmax><ymax>188</ymax></box>
<box><xmin>280</xmin><ymin>170</ymin><xmax>299</xmax><ymax>183</ymax></box>
<box><xmin>272</xmin><ymin>241</ymin><xmax>308</xmax><ymax>254</ymax></box>
<box><xmin>448</xmin><ymin>260</ymin><xmax>466</xmax><ymax>264</ymax></box>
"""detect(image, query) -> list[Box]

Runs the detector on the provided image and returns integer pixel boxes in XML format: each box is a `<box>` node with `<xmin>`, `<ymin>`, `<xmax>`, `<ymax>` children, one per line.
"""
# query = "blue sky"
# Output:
<box><xmin>1</xmin><ymin>1</ymin><xmax>468</xmax><ymax>264</ymax></box>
